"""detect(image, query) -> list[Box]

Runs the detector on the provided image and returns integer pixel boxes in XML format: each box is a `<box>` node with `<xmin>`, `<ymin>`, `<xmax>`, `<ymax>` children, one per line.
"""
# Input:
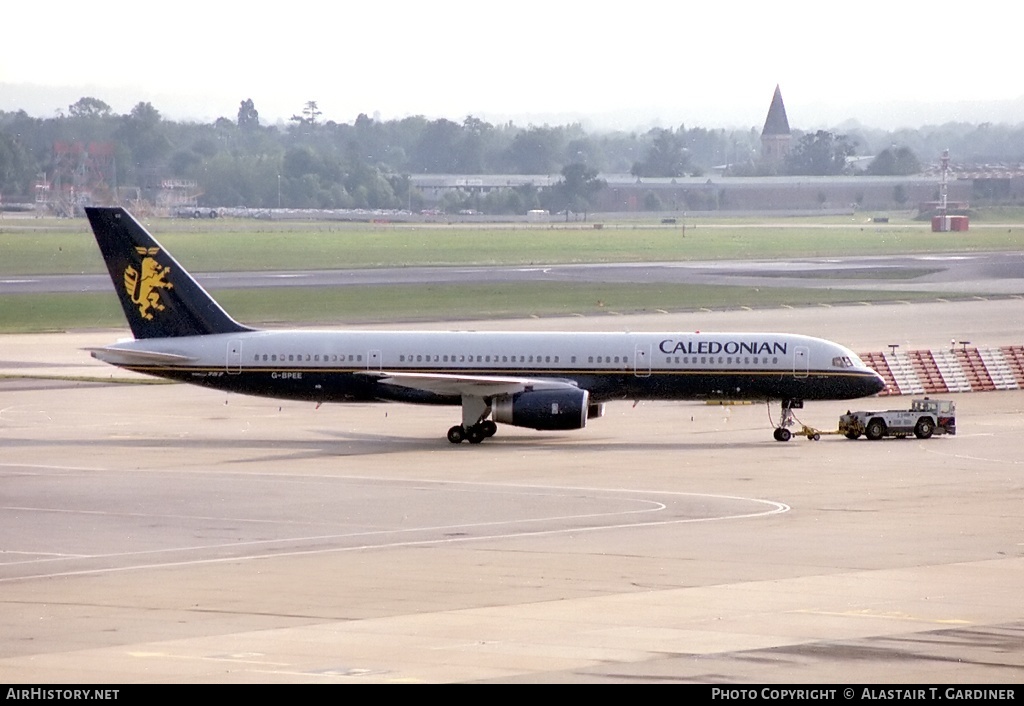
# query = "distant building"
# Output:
<box><xmin>760</xmin><ymin>85</ymin><xmax>792</xmax><ymax>164</ymax></box>
<box><xmin>410</xmin><ymin>173</ymin><xmax>969</xmax><ymax>214</ymax></box>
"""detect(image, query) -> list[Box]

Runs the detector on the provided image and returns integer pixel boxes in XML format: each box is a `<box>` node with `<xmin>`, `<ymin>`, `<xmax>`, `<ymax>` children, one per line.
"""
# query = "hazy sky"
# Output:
<box><xmin>2</xmin><ymin>0</ymin><xmax>1020</xmax><ymax>131</ymax></box>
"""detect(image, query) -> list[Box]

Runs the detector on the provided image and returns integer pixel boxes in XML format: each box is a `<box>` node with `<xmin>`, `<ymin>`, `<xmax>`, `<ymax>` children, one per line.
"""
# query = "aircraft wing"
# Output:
<box><xmin>86</xmin><ymin>347</ymin><xmax>200</xmax><ymax>366</ymax></box>
<box><xmin>362</xmin><ymin>371</ymin><xmax>579</xmax><ymax>398</ymax></box>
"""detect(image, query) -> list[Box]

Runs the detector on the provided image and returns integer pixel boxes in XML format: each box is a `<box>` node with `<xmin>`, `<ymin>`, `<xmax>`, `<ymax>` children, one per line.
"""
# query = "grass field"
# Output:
<box><xmin>0</xmin><ymin>283</ymin><xmax>949</xmax><ymax>333</ymax></box>
<box><xmin>1</xmin><ymin>212</ymin><xmax>1022</xmax><ymax>332</ymax></box>
<box><xmin>3</xmin><ymin>213</ymin><xmax>1024</xmax><ymax>276</ymax></box>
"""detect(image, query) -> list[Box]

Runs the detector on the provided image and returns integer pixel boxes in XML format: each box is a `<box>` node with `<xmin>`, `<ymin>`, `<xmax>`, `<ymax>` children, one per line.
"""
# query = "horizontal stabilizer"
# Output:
<box><xmin>86</xmin><ymin>347</ymin><xmax>199</xmax><ymax>366</ymax></box>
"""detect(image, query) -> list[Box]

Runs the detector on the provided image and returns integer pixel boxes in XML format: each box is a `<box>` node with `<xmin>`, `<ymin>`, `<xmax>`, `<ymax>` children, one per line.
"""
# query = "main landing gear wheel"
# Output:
<box><xmin>447</xmin><ymin>421</ymin><xmax>498</xmax><ymax>445</ymax></box>
<box><xmin>448</xmin><ymin>395</ymin><xmax>496</xmax><ymax>444</ymax></box>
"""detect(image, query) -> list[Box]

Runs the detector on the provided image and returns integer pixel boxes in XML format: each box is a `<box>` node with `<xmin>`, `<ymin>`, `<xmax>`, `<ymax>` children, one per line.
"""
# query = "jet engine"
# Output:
<box><xmin>492</xmin><ymin>388</ymin><xmax>590</xmax><ymax>430</ymax></box>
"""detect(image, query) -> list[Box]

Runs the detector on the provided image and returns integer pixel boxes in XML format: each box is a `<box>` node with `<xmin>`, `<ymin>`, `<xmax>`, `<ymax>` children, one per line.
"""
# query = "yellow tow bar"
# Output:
<box><xmin>798</xmin><ymin>425</ymin><xmax>845</xmax><ymax>441</ymax></box>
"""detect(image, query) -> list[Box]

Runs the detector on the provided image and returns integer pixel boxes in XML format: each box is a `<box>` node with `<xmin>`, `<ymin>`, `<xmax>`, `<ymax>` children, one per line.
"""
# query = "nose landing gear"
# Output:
<box><xmin>771</xmin><ymin>399</ymin><xmax>802</xmax><ymax>442</ymax></box>
<box><xmin>769</xmin><ymin>399</ymin><xmax>831</xmax><ymax>441</ymax></box>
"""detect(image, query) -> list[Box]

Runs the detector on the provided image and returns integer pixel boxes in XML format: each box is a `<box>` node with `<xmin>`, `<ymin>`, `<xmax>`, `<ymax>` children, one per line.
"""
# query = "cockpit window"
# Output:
<box><xmin>832</xmin><ymin>356</ymin><xmax>854</xmax><ymax>368</ymax></box>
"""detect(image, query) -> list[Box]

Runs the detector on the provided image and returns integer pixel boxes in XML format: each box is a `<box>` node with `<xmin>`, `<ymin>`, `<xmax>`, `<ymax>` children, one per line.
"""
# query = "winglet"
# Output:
<box><xmin>85</xmin><ymin>207</ymin><xmax>252</xmax><ymax>339</ymax></box>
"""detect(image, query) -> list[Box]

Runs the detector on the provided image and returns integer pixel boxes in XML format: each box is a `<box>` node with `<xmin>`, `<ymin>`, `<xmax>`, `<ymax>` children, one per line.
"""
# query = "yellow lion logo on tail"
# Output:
<box><xmin>124</xmin><ymin>247</ymin><xmax>173</xmax><ymax>320</ymax></box>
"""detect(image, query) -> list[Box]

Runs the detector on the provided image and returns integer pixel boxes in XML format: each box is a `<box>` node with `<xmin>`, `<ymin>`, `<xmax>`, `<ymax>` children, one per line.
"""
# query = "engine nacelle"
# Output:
<box><xmin>492</xmin><ymin>388</ymin><xmax>590</xmax><ymax>431</ymax></box>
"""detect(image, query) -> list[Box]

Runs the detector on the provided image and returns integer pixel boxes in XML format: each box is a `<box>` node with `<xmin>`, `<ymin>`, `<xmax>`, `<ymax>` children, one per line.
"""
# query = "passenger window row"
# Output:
<box><xmin>665</xmin><ymin>356</ymin><xmax>779</xmax><ymax>365</ymax></box>
<box><xmin>254</xmin><ymin>353</ymin><xmax>363</xmax><ymax>363</ymax></box>
<box><xmin>249</xmin><ymin>352</ymin><xmax>665</xmax><ymax>367</ymax></box>
<box><xmin>398</xmin><ymin>354</ymin><xmax>562</xmax><ymax>364</ymax></box>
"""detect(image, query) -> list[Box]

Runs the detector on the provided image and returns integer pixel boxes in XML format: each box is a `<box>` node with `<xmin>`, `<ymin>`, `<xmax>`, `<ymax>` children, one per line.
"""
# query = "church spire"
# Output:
<box><xmin>761</xmin><ymin>84</ymin><xmax>790</xmax><ymax>136</ymax></box>
<box><xmin>760</xmin><ymin>85</ymin><xmax>792</xmax><ymax>163</ymax></box>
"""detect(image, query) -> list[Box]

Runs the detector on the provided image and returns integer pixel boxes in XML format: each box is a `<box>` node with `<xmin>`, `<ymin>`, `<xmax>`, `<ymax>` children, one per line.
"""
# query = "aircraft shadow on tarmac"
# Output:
<box><xmin>3</xmin><ymin>429</ymin><xmax>773</xmax><ymax>461</ymax></box>
<box><xmin>307</xmin><ymin>429</ymin><xmax>776</xmax><ymax>456</ymax></box>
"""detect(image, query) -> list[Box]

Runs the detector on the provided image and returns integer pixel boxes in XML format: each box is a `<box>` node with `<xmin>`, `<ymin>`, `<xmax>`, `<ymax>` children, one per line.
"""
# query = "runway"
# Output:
<box><xmin>2</xmin><ymin>300</ymin><xmax>1023</xmax><ymax>682</ymax></box>
<box><xmin>4</xmin><ymin>251</ymin><xmax>1024</xmax><ymax>296</ymax></box>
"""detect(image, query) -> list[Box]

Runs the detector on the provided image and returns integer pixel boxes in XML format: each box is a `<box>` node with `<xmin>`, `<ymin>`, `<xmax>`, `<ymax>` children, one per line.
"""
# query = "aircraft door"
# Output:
<box><xmin>634</xmin><ymin>343</ymin><xmax>651</xmax><ymax>377</ymax></box>
<box><xmin>367</xmin><ymin>349</ymin><xmax>382</xmax><ymax>372</ymax></box>
<box><xmin>793</xmin><ymin>346</ymin><xmax>809</xmax><ymax>378</ymax></box>
<box><xmin>227</xmin><ymin>339</ymin><xmax>242</xmax><ymax>375</ymax></box>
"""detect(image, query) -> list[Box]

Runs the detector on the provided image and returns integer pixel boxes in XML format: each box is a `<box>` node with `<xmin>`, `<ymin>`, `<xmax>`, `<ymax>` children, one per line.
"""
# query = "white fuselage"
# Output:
<box><xmin>94</xmin><ymin>328</ymin><xmax>885</xmax><ymax>405</ymax></box>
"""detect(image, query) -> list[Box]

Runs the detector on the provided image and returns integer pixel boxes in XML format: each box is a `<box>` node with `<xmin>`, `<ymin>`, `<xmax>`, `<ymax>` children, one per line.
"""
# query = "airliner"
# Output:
<box><xmin>84</xmin><ymin>207</ymin><xmax>885</xmax><ymax>444</ymax></box>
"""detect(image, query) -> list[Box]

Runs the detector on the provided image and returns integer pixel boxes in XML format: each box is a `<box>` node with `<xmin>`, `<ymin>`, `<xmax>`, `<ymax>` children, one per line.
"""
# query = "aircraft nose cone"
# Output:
<box><xmin>868</xmin><ymin>370</ymin><xmax>887</xmax><ymax>395</ymax></box>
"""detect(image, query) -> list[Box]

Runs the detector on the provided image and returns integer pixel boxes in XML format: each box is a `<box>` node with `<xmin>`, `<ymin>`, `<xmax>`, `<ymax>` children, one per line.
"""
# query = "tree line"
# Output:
<box><xmin>1</xmin><ymin>97</ymin><xmax>1022</xmax><ymax>213</ymax></box>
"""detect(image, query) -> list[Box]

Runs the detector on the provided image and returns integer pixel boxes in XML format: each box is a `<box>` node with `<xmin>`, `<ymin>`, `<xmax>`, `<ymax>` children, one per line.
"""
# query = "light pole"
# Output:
<box><xmin>277</xmin><ymin>174</ymin><xmax>281</xmax><ymax>209</ymax></box>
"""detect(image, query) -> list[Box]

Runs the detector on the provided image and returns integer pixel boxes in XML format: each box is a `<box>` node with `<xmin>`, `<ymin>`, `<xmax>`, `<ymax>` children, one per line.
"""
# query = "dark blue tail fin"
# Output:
<box><xmin>85</xmin><ymin>207</ymin><xmax>252</xmax><ymax>339</ymax></box>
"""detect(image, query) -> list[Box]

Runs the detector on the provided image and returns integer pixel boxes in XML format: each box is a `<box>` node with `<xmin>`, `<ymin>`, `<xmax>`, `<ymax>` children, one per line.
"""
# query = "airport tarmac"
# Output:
<box><xmin>1</xmin><ymin>300</ymin><xmax>1023</xmax><ymax>683</ymax></box>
